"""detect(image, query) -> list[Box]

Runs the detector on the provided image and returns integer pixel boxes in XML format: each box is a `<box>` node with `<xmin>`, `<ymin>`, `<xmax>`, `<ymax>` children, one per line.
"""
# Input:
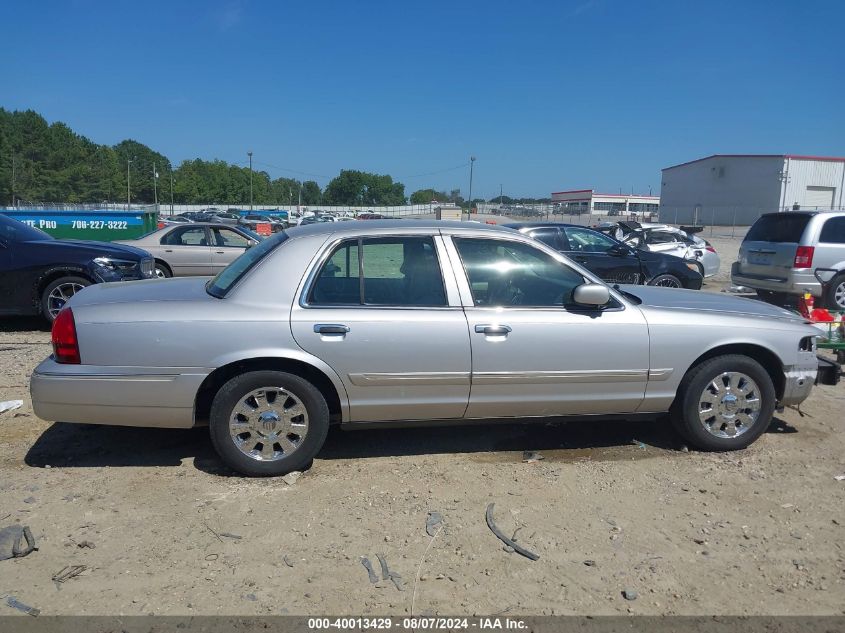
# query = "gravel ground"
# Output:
<box><xmin>1</xmin><ymin>226</ymin><xmax>844</xmax><ymax>617</ymax></box>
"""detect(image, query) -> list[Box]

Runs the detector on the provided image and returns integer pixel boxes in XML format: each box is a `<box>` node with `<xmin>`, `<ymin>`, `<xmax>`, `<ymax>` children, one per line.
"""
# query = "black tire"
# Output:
<box><xmin>41</xmin><ymin>276</ymin><xmax>91</xmax><ymax>322</ymax></box>
<box><xmin>823</xmin><ymin>273</ymin><xmax>845</xmax><ymax>311</ymax></box>
<box><xmin>154</xmin><ymin>260</ymin><xmax>173</xmax><ymax>278</ymax></box>
<box><xmin>209</xmin><ymin>370</ymin><xmax>329</xmax><ymax>477</ymax></box>
<box><xmin>647</xmin><ymin>274</ymin><xmax>682</xmax><ymax>288</ymax></box>
<box><xmin>670</xmin><ymin>354</ymin><xmax>776</xmax><ymax>451</ymax></box>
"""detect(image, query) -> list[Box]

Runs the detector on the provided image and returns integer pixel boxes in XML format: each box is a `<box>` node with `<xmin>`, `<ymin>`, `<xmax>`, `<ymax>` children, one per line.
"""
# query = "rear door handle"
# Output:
<box><xmin>215</xmin><ymin>251</ymin><xmax>225</xmax><ymax>254</ymax></box>
<box><xmin>474</xmin><ymin>324</ymin><xmax>512</xmax><ymax>336</ymax></box>
<box><xmin>314</xmin><ymin>324</ymin><xmax>350</xmax><ymax>335</ymax></box>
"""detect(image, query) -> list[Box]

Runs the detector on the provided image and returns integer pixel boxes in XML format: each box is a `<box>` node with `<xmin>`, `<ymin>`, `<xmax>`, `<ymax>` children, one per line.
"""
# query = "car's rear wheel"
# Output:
<box><xmin>671</xmin><ymin>355</ymin><xmax>775</xmax><ymax>451</ymax></box>
<box><xmin>41</xmin><ymin>276</ymin><xmax>91</xmax><ymax>322</ymax></box>
<box><xmin>824</xmin><ymin>273</ymin><xmax>845</xmax><ymax>310</ymax></box>
<box><xmin>154</xmin><ymin>261</ymin><xmax>172</xmax><ymax>278</ymax></box>
<box><xmin>648</xmin><ymin>274</ymin><xmax>682</xmax><ymax>288</ymax></box>
<box><xmin>209</xmin><ymin>371</ymin><xmax>329</xmax><ymax>476</ymax></box>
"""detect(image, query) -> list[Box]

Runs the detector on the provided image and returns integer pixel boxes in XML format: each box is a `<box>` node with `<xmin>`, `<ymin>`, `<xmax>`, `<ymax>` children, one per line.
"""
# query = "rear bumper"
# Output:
<box><xmin>731</xmin><ymin>263</ymin><xmax>822</xmax><ymax>297</ymax></box>
<box><xmin>30</xmin><ymin>358</ymin><xmax>211</xmax><ymax>428</ymax></box>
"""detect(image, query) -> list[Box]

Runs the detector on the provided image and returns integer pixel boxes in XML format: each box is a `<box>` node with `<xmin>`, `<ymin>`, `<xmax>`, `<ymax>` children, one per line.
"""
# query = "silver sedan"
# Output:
<box><xmin>32</xmin><ymin>221</ymin><xmax>818</xmax><ymax>476</ymax></box>
<box><xmin>115</xmin><ymin>223</ymin><xmax>261</xmax><ymax>278</ymax></box>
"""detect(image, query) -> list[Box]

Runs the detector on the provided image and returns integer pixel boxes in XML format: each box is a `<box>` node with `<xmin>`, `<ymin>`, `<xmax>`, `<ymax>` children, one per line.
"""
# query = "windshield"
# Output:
<box><xmin>206</xmin><ymin>231</ymin><xmax>288</xmax><ymax>298</ymax></box>
<box><xmin>0</xmin><ymin>215</ymin><xmax>54</xmax><ymax>242</ymax></box>
<box><xmin>745</xmin><ymin>213</ymin><xmax>814</xmax><ymax>243</ymax></box>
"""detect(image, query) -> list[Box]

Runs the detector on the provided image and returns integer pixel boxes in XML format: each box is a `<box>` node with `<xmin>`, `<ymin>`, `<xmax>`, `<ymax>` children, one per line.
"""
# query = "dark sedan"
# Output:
<box><xmin>0</xmin><ymin>214</ymin><xmax>155</xmax><ymax>321</ymax></box>
<box><xmin>504</xmin><ymin>222</ymin><xmax>703</xmax><ymax>289</ymax></box>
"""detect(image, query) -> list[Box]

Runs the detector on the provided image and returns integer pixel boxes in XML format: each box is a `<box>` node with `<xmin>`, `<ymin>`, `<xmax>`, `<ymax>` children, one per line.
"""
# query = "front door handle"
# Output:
<box><xmin>215</xmin><ymin>250</ymin><xmax>225</xmax><ymax>254</ymax></box>
<box><xmin>474</xmin><ymin>324</ymin><xmax>512</xmax><ymax>336</ymax></box>
<box><xmin>314</xmin><ymin>324</ymin><xmax>350</xmax><ymax>335</ymax></box>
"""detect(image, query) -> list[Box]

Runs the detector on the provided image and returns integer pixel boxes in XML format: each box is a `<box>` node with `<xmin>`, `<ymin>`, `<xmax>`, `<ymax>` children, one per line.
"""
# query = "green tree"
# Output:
<box><xmin>323</xmin><ymin>170</ymin><xmax>406</xmax><ymax>206</ymax></box>
<box><xmin>410</xmin><ymin>188</ymin><xmax>450</xmax><ymax>204</ymax></box>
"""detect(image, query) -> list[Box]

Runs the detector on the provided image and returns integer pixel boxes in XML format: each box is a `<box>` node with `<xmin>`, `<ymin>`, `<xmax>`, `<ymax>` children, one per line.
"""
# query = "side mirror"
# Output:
<box><xmin>573</xmin><ymin>283</ymin><xmax>610</xmax><ymax>307</ymax></box>
<box><xmin>608</xmin><ymin>244</ymin><xmax>629</xmax><ymax>256</ymax></box>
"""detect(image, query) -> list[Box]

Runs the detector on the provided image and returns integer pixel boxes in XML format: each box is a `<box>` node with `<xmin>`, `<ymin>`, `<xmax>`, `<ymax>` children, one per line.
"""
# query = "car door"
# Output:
<box><xmin>290</xmin><ymin>233</ymin><xmax>472</xmax><ymax>422</ymax></box>
<box><xmin>209</xmin><ymin>226</ymin><xmax>253</xmax><ymax>273</ymax></box>
<box><xmin>158</xmin><ymin>226</ymin><xmax>214</xmax><ymax>276</ymax></box>
<box><xmin>561</xmin><ymin>226</ymin><xmax>643</xmax><ymax>285</ymax></box>
<box><xmin>443</xmin><ymin>233</ymin><xmax>649</xmax><ymax>418</ymax></box>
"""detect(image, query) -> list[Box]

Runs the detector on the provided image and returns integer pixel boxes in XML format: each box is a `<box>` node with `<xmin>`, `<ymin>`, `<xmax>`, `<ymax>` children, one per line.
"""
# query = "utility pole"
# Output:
<box><xmin>170</xmin><ymin>171</ymin><xmax>175</xmax><ymax>215</ymax></box>
<box><xmin>153</xmin><ymin>162</ymin><xmax>158</xmax><ymax>207</ymax></box>
<box><xmin>499</xmin><ymin>183</ymin><xmax>503</xmax><ymax>206</ymax></box>
<box><xmin>247</xmin><ymin>151</ymin><xmax>253</xmax><ymax>211</ymax></box>
<box><xmin>127</xmin><ymin>158</ymin><xmax>134</xmax><ymax>210</ymax></box>
<box><xmin>298</xmin><ymin>183</ymin><xmax>302</xmax><ymax>213</ymax></box>
<box><xmin>467</xmin><ymin>156</ymin><xmax>476</xmax><ymax>220</ymax></box>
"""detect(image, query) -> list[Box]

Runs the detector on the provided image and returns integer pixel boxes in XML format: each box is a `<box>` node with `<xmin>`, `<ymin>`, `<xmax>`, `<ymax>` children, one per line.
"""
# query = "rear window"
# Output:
<box><xmin>206</xmin><ymin>231</ymin><xmax>288</xmax><ymax>298</ymax></box>
<box><xmin>745</xmin><ymin>213</ymin><xmax>813</xmax><ymax>243</ymax></box>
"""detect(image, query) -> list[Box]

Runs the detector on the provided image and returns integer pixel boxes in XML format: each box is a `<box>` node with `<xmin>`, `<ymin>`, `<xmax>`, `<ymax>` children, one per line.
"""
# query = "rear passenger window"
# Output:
<box><xmin>819</xmin><ymin>218</ymin><xmax>845</xmax><ymax>244</ymax></box>
<box><xmin>309</xmin><ymin>237</ymin><xmax>447</xmax><ymax>307</ymax></box>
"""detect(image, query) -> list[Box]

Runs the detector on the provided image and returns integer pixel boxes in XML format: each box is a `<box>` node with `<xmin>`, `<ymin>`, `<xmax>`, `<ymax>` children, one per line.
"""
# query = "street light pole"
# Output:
<box><xmin>153</xmin><ymin>162</ymin><xmax>158</xmax><ymax>207</ymax></box>
<box><xmin>170</xmin><ymin>171</ymin><xmax>175</xmax><ymax>215</ymax></box>
<box><xmin>467</xmin><ymin>156</ymin><xmax>476</xmax><ymax>220</ymax></box>
<box><xmin>247</xmin><ymin>151</ymin><xmax>253</xmax><ymax>211</ymax></box>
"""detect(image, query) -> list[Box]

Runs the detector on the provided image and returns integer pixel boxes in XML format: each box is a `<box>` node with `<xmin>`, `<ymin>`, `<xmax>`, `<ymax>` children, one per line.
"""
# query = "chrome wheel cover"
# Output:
<box><xmin>229</xmin><ymin>387</ymin><xmax>308</xmax><ymax>462</ymax></box>
<box><xmin>698</xmin><ymin>371</ymin><xmax>762</xmax><ymax>439</ymax></box>
<box><xmin>154</xmin><ymin>266</ymin><xmax>168</xmax><ymax>279</ymax></box>
<box><xmin>834</xmin><ymin>281</ymin><xmax>845</xmax><ymax>309</ymax></box>
<box><xmin>47</xmin><ymin>282</ymin><xmax>85</xmax><ymax>319</ymax></box>
<box><xmin>654</xmin><ymin>276</ymin><xmax>681</xmax><ymax>288</ymax></box>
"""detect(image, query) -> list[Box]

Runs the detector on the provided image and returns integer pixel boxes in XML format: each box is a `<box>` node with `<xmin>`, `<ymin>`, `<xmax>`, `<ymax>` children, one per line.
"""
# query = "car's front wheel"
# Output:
<box><xmin>648</xmin><ymin>274</ymin><xmax>682</xmax><ymax>288</ymax></box>
<box><xmin>671</xmin><ymin>354</ymin><xmax>775</xmax><ymax>451</ymax></box>
<box><xmin>41</xmin><ymin>276</ymin><xmax>91</xmax><ymax>322</ymax></box>
<box><xmin>209</xmin><ymin>371</ymin><xmax>330</xmax><ymax>476</ymax></box>
<box><xmin>154</xmin><ymin>261</ymin><xmax>172</xmax><ymax>278</ymax></box>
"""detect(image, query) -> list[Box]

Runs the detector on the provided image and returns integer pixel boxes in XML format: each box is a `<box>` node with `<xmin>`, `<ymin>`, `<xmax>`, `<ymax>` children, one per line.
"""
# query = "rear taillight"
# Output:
<box><xmin>706</xmin><ymin>245</ymin><xmax>716</xmax><ymax>253</ymax></box>
<box><xmin>52</xmin><ymin>308</ymin><xmax>80</xmax><ymax>364</ymax></box>
<box><xmin>793</xmin><ymin>246</ymin><xmax>814</xmax><ymax>268</ymax></box>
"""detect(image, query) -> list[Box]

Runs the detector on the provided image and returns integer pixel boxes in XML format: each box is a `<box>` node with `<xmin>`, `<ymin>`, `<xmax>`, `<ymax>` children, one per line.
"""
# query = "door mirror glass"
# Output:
<box><xmin>573</xmin><ymin>283</ymin><xmax>610</xmax><ymax>307</ymax></box>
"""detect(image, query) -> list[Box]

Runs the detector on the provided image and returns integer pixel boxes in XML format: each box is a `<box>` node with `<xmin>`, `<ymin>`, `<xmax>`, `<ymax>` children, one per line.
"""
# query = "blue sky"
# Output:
<box><xmin>2</xmin><ymin>0</ymin><xmax>843</xmax><ymax>199</ymax></box>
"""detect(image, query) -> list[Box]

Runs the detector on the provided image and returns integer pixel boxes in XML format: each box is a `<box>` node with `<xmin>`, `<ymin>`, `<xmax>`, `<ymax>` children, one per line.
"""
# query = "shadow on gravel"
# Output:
<box><xmin>0</xmin><ymin>316</ymin><xmax>50</xmax><ymax>333</ymax></box>
<box><xmin>25</xmin><ymin>422</ymin><xmax>213</xmax><ymax>469</ymax></box>
<box><xmin>24</xmin><ymin>415</ymin><xmax>796</xmax><ymax>474</ymax></box>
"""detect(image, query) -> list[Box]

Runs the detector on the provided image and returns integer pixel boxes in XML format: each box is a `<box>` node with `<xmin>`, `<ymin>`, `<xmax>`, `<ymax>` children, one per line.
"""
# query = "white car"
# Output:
<box><xmin>615</xmin><ymin>223</ymin><xmax>721</xmax><ymax>278</ymax></box>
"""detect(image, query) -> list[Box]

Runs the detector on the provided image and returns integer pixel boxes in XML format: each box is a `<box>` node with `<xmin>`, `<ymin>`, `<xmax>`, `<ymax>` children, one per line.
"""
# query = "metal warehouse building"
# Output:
<box><xmin>659</xmin><ymin>154</ymin><xmax>845</xmax><ymax>226</ymax></box>
<box><xmin>551</xmin><ymin>189</ymin><xmax>660</xmax><ymax>216</ymax></box>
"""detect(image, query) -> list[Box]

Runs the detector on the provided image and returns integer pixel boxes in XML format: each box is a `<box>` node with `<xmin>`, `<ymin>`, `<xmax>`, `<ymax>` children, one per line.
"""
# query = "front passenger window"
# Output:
<box><xmin>454</xmin><ymin>238</ymin><xmax>585</xmax><ymax>307</ymax></box>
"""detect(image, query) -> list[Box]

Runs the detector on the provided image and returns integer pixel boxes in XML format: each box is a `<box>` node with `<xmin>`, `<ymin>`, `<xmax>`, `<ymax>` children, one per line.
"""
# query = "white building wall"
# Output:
<box><xmin>782</xmin><ymin>158</ymin><xmax>845</xmax><ymax>210</ymax></box>
<box><xmin>659</xmin><ymin>156</ymin><xmax>784</xmax><ymax>225</ymax></box>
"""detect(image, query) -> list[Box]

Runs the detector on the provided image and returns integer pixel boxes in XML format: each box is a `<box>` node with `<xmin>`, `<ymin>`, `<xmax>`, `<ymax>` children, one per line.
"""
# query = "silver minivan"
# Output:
<box><xmin>732</xmin><ymin>211</ymin><xmax>845</xmax><ymax>309</ymax></box>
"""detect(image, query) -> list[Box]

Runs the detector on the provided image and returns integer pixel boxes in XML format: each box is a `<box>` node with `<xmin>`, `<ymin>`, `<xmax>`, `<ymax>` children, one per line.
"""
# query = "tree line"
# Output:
<box><xmin>0</xmin><ymin>109</ymin><xmax>409</xmax><ymax>207</ymax></box>
<box><xmin>0</xmin><ymin>108</ymin><xmax>549</xmax><ymax>208</ymax></box>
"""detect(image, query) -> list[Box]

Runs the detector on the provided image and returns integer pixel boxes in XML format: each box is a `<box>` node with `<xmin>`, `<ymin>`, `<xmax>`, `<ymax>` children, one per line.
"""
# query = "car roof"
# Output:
<box><xmin>286</xmin><ymin>219</ymin><xmax>512</xmax><ymax>236</ymax></box>
<box><xmin>502</xmin><ymin>222</ymin><xmax>586</xmax><ymax>231</ymax></box>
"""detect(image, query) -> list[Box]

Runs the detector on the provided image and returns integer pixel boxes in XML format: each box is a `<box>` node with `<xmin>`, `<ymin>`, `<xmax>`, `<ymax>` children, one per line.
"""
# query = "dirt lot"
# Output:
<box><xmin>1</xmin><ymin>232</ymin><xmax>844</xmax><ymax>616</ymax></box>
